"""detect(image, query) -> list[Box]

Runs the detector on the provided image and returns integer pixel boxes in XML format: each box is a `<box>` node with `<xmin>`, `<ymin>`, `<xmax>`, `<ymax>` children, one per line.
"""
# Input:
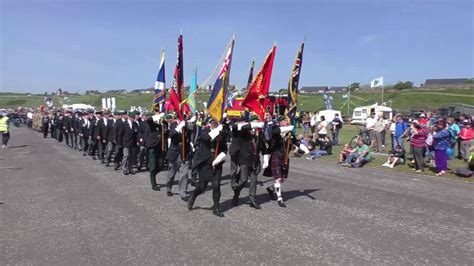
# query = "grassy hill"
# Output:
<box><xmin>1</xmin><ymin>87</ymin><xmax>472</xmax><ymax>115</ymax></box>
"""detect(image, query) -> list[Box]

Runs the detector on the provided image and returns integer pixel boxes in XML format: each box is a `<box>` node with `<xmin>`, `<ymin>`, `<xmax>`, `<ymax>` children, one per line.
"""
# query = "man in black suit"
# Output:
<box><xmin>114</xmin><ymin>111</ymin><xmax>127</xmax><ymax>170</ymax></box>
<box><xmin>88</xmin><ymin>111</ymin><xmax>101</xmax><ymax>160</ymax></box>
<box><xmin>228</xmin><ymin>119</ymin><xmax>242</xmax><ymax>190</ymax></box>
<box><xmin>121</xmin><ymin>111</ymin><xmax>139</xmax><ymax>175</ymax></box>
<box><xmin>73</xmin><ymin>112</ymin><xmax>82</xmax><ymax>150</ymax></box>
<box><xmin>104</xmin><ymin>112</ymin><xmax>116</xmax><ymax>167</ymax></box>
<box><xmin>80</xmin><ymin>112</ymin><xmax>91</xmax><ymax>156</ymax></box>
<box><xmin>164</xmin><ymin>113</ymin><xmax>183</xmax><ymax>197</ymax></box>
<box><xmin>137</xmin><ymin>112</ymin><xmax>148</xmax><ymax>172</ymax></box>
<box><xmin>97</xmin><ymin>111</ymin><xmax>109</xmax><ymax>163</ymax></box>
<box><xmin>187</xmin><ymin>118</ymin><xmax>228</xmax><ymax>217</ymax></box>
<box><xmin>232</xmin><ymin>115</ymin><xmax>268</xmax><ymax>209</ymax></box>
<box><xmin>142</xmin><ymin>111</ymin><xmax>164</xmax><ymax>190</ymax></box>
<box><xmin>63</xmin><ymin>111</ymin><xmax>73</xmax><ymax>148</ymax></box>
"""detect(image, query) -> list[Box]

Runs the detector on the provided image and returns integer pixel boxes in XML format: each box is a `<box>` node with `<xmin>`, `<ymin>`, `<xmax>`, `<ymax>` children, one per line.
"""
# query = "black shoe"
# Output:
<box><xmin>130</xmin><ymin>170</ymin><xmax>136</xmax><ymax>175</ymax></box>
<box><xmin>152</xmin><ymin>185</ymin><xmax>160</xmax><ymax>191</ymax></box>
<box><xmin>278</xmin><ymin>201</ymin><xmax>287</xmax><ymax>208</ymax></box>
<box><xmin>92</xmin><ymin>156</ymin><xmax>97</xmax><ymax>160</ymax></box>
<box><xmin>100</xmin><ymin>160</ymin><xmax>105</xmax><ymax>164</ymax></box>
<box><xmin>187</xmin><ymin>197</ymin><xmax>195</xmax><ymax>210</ymax></box>
<box><xmin>267</xmin><ymin>187</ymin><xmax>278</xmax><ymax>201</ymax></box>
<box><xmin>213</xmin><ymin>208</ymin><xmax>224</xmax><ymax>217</ymax></box>
<box><xmin>181</xmin><ymin>196</ymin><xmax>189</xmax><ymax>202</ymax></box>
<box><xmin>249</xmin><ymin>201</ymin><xmax>261</xmax><ymax>209</ymax></box>
<box><xmin>232</xmin><ymin>194</ymin><xmax>239</xmax><ymax>206</ymax></box>
<box><xmin>167</xmin><ymin>191</ymin><xmax>172</xmax><ymax>197</ymax></box>
<box><xmin>114</xmin><ymin>166</ymin><xmax>120</xmax><ymax>171</ymax></box>
<box><xmin>105</xmin><ymin>162</ymin><xmax>110</xmax><ymax>167</ymax></box>
<box><xmin>123</xmin><ymin>171</ymin><xmax>129</xmax><ymax>176</ymax></box>
<box><xmin>83</xmin><ymin>153</ymin><xmax>86</xmax><ymax>156</ymax></box>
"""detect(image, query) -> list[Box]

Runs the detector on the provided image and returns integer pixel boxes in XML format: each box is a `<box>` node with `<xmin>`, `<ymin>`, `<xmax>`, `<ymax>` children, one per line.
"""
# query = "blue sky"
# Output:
<box><xmin>1</xmin><ymin>0</ymin><xmax>473</xmax><ymax>93</ymax></box>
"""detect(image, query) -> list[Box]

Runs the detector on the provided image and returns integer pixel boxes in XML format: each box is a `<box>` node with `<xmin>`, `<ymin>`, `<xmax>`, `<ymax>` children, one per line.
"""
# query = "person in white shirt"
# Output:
<box><xmin>317</xmin><ymin>115</ymin><xmax>328</xmax><ymax>138</ymax></box>
<box><xmin>365</xmin><ymin>112</ymin><xmax>377</xmax><ymax>148</ymax></box>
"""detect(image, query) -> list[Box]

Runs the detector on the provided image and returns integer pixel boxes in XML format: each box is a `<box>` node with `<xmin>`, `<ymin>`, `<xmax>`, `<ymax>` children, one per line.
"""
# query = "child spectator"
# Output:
<box><xmin>382</xmin><ymin>145</ymin><xmax>406</xmax><ymax>168</ymax></box>
<box><xmin>338</xmin><ymin>144</ymin><xmax>353</xmax><ymax>163</ymax></box>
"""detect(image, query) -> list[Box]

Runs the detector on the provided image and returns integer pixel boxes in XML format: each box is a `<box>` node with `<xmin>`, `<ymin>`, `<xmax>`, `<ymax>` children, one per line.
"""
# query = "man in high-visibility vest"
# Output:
<box><xmin>0</xmin><ymin>111</ymin><xmax>10</xmax><ymax>148</ymax></box>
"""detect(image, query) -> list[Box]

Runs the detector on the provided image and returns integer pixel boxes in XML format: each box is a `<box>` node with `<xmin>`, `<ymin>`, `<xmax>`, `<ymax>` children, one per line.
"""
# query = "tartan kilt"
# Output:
<box><xmin>263</xmin><ymin>151</ymin><xmax>288</xmax><ymax>179</ymax></box>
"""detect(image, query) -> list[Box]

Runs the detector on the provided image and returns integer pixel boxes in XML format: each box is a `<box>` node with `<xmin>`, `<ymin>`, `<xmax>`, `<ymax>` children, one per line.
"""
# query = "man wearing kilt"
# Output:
<box><xmin>187</xmin><ymin>118</ymin><xmax>227</xmax><ymax>217</ymax></box>
<box><xmin>263</xmin><ymin>116</ymin><xmax>297</xmax><ymax>208</ymax></box>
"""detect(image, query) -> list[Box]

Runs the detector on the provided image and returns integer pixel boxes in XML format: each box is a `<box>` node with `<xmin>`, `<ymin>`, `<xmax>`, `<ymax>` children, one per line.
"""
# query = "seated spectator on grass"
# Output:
<box><xmin>294</xmin><ymin>134</ymin><xmax>311</xmax><ymax>156</ymax></box>
<box><xmin>339</xmin><ymin>144</ymin><xmax>354</xmax><ymax>163</ymax></box>
<box><xmin>382</xmin><ymin>145</ymin><xmax>406</xmax><ymax>168</ymax></box>
<box><xmin>307</xmin><ymin>136</ymin><xmax>333</xmax><ymax>160</ymax></box>
<box><xmin>341</xmin><ymin>139</ymin><xmax>371</xmax><ymax>168</ymax></box>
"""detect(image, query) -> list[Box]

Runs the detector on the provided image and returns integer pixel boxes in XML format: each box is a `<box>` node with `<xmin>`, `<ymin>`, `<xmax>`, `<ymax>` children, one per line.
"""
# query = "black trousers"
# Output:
<box><xmin>114</xmin><ymin>145</ymin><xmax>123</xmax><ymax>167</ymax></box>
<box><xmin>82</xmin><ymin>137</ymin><xmax>89</xmax><ymax>155</ymax></box>
<box><xmin>190</xmin><ymin>169</ymin><xmax>222</xmax><ymax>207</ymax></box>
<box><xmin>42</xmin><ymin>124</ymin><xmax>49</xmax><ymax>138</ymax></box>
<box><xmin>413</xmin><ymin>146</ymin><xmax>425</xmax><ymax>170</ymax></box>
<box><xmin>50</xmin><ymin>125</ymin><xmax>56</xmax><ymax>138</ymax></box>
<box><xmin>234</xmin><ymin>164</ymin><xmax>259</xmax><ymax>201</ymax></box>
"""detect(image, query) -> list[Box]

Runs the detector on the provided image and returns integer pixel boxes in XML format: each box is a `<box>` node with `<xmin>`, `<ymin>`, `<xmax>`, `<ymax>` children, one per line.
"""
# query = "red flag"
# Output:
<box><xmin>242</xmin><ymin>45</ymin><xmax>276</xmax><ymax>119</ymax></box>
<box><xmin>170</xmin><ymin>34</ymin><xmax>184</xmax><ymax>120</ymax></box>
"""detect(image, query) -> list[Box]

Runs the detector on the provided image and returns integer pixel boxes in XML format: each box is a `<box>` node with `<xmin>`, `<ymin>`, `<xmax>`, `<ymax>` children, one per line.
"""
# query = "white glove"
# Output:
<box><xmin>167</xmin><ymin>138</ymin><xmax>171</xmax><ymax>148</ymax></box>
<box><xmin>280</xmin><ymin>125</ymin><xmax>294</xmax><ymax>135</ymax></box>
<box><xmin>212</xmin><ymin>152</ymin><xmax>226</xmax><ymax>167</ymax></box>
<box><xmin>175</xmin><ymin>120</ymin><xmax>185</xmax><ymax>133</ymax></box>
<box><xmin>209</xmin><ymin>128</ymin><xmax>220</xmax><ymax>140</ymax></box>
<box><xmin>299</xmin><ymin>144</ymin><xmax>310</xmax><ymax>154</ymax></box>
<box><xmin>223</xmin><ymin>113</ymin><xmax>228</xmax><ymax>118</ymax></box>
<box><xmin>237</xmin><ymin>122</ymin><xmax>248</xmax><ymax>131</ymax></box>
<box><xmin>152</xmin><ymin>113</ymin><xmax>164</xmax><ymax>123</ymax></box>
<box><xmin>216</xmin><ymin>124</ymin><xmax>223</xmax><ymax>132</ymax></box>
<box><xmin>262</xmin><ymin>154</ymin><xmax>270</xmax><ymax>169</ymax></box>
<box><xmin>251</xmin><ymin>122</ymin><xmax>264</xmax><ymax>129</ymax></box>
<box><xmin>188</xmin><ymin>116</ymin><xmax>196</xmax><ymax>123</ymax></box>
<box><xmin>190</xmin><ymin>142</ymin><xmax>195</xmax><ymax>152</ymax></box>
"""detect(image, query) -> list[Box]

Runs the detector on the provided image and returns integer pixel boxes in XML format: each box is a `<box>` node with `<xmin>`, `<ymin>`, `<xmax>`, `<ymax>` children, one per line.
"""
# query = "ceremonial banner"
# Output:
<box><xmin>170</xmin><ymin>34</ymin><xmax>184</xmax><ymax>119</ymax></box>
<box><xmin>286</xmin><ymin>42</ymin><xmax>304</xmax><ymax>123</ymax></box>
<box><xmin>246</xmin><ymin>59</ymin><xmax>255</xmax><ymax>90</ymax></box>
<box><xmin>207</xmin><ymin>37</ymin><xmax>235</xmax><ymax>122</ymax></box>
<box><xmin>153</xmin><ymin>49</ymin><xmax>166</xmax><ymax>111</ymax></box>
<box><xmin>187</xmin><ymin>65</ymin><xmax>198</xmax><ymax>113</ymax></box>
<box><xmin>242</xmin><ymin>45</ymin><xmax>277</xmax><ymax>120</ymax></box>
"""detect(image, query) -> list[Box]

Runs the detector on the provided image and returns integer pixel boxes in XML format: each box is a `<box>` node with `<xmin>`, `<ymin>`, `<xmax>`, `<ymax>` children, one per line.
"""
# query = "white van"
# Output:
<box><xmin>351</xmin><ymin>104</ymin><xmax>392</xmax><ymax>125</ymax></box>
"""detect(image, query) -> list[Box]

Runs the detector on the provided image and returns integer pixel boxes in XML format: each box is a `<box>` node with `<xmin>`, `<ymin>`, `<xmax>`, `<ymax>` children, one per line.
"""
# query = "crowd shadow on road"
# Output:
<box><xmin>4</xmin><ymin>145</ymin><xmax>28</xmax><ymax>149</ymax></box>
<box><xmin>220</xmin><ymin>188</ymin><xmax>321</xmax><ymax>213</ymax></box>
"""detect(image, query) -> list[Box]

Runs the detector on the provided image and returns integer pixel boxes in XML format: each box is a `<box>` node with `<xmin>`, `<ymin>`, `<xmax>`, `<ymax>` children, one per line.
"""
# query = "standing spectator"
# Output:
<box><xmin>26</xmin><ymin>110</ymin><xmax>33</xmax><ymax>128</ymax></box>
<box><xmin>302</xmin><ymin>112</ymin><xmax>311</xmax><ymax>136</ymax></box>
<box><xmin>331</xmin><ymin>113</ymin><xmax>343</xmax><ymax>145</ymax></box>
<box><xmin>418</xmin><ymin>113</ymin><xmax>428</xmax><ymax>125</ymax></box>
<box><xmin>394</xmin><ymin>115</ymin><xmax>408</xmax><ymax>149</ymax></box>
<box><xmin>365</xmin><ymin>112</ymin><xmax>377</xmax><ymax>148</ymax></box>
<box><xmin>0</xmin><ymin>112</ymin><xmax>10</xmax><ymax>148</ymax></box>
<box><xmin>410</xmin><ymin>121</ymin><xmax>428</xmax><ymax>172</ymax></box>
<box><xmin>381</xmin><ymin>114</ymin><xmax>390</xmax><ymax>148</ymax></box>
<box><xmin>373</xmin><ymin>113</ymin><xmax>385</xmax><ymax>153</ymax></box>
<box><xmin>317</xmin><ymin>115</ymin><xmax>328</xmax><ymax>138</ymax></box>
<box><xmin>446</xmin><ymin>117</ymin><xmax>460</xmax><ymax>159</ymax></box>
<box><xmin>389</xmin><ymin>118</ymin><xmax>396</xmax><ymax>150</ymax></box>
<box><xmin>432</xmin><ymin>119</ymin><xmax>451</xmax><ymax>176</ymax></box>
<box><xmin>426</xmin><ymin>112</ymin><xmax>437</xmax><ymax>128</ymax></box>
<box><xmin>458</xmin><ymin>120</ymin><xmax>472</xmax><ymax>162</ymax></box>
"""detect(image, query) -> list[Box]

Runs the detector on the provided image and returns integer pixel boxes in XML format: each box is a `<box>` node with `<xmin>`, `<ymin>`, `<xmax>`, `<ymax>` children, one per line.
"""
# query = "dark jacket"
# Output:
<box><xmin>81</xmin><ymin>119</ymin><xmax>91</xmax><ymax>139</ymax></box>
<box><xmin>142</xmin><ymin>118</ymin><xmax>162</xmax><ymax>148</ymax></box>
<box><xmin>115</xmin><ymin>118</ymin><xmax>125</xmax><ymax>145</ymax></box>
<box><xmin>165</xmin><ymin>121</ymin><xmax>182</xmax><ymax>162</ymax></box>
<box><xmin>238</xmin><ymin>125</ymin><xmax>268</xmax><ymax>167</ymax></box>
<box><xmin>122</xmin><ymin>119</ymin><xmax>139</xmax><ymax>148</ymax></box>
<box><xmin>97</xmin><ymin>118</ymin><xmax>109</xmax><ymax>142</ymax></box>
<box><xmin>193</xmin><ymin>126</ymin><xmax>228</xmax><ymax>181</ymax></box>
<box><xmin>106</xmin><ymin>118</ymin><xmax>116</xmax><ymax>143</ymax></box>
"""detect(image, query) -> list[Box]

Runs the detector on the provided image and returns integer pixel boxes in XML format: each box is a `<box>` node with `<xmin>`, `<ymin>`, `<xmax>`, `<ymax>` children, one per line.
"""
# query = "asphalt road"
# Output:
<box><xmin>1</xmin><ymin>127</ymin><xmax>473</xmax><ymax>264</ymax></box>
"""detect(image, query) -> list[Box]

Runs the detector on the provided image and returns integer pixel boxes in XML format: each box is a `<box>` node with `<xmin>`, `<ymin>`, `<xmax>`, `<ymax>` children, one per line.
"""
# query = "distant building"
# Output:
<box><xmin>300</xmin><ymin>86</ymin><xmax>328</xmax><ymax>94</ymax></box>
<box><xmin>423</xmin><ymin>78</ymin><xmax>471</xmax><ymax>87</ymax></box>
<box><xmin>300</xmin><ymin>86</ymin><xmax>347</xmax><ymax>94</ymax></box>
<box><xmin>85</xmin><ymin>90</ymin><xmax>101</xmax><ymax>95</ymax></box>
<box><xmin>106</xmin><ymin>89</ymin><xmax>128</xmax><ymax>94</ymax></box>
<box><xmin>130</xmin><ymin>88</ymin><xmax>153</xmax><ymax>94</ymax></box>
